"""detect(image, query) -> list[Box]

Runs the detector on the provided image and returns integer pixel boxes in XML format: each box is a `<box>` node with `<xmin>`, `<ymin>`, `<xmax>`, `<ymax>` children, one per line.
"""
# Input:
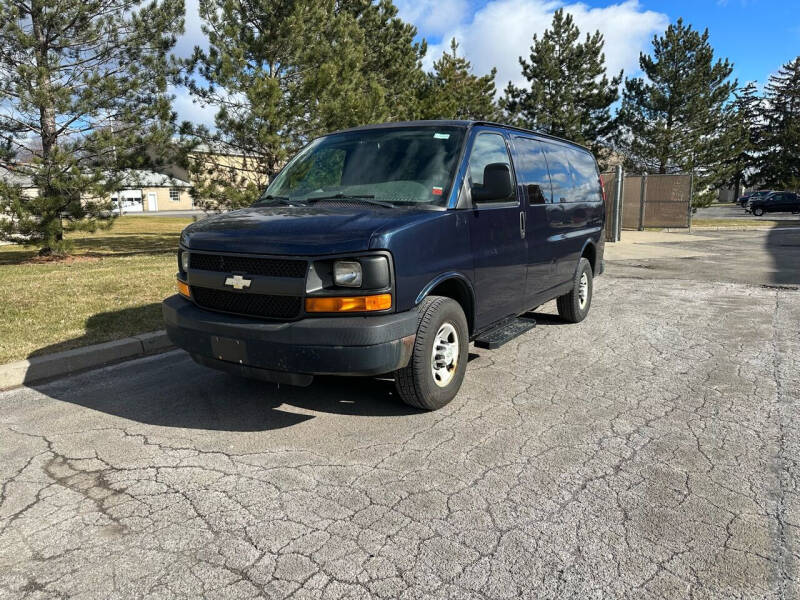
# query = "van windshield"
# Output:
<box><xmin>257</xmin><ymin>126</ymin><xmax>466</xmax><ymax>208</ymax></box>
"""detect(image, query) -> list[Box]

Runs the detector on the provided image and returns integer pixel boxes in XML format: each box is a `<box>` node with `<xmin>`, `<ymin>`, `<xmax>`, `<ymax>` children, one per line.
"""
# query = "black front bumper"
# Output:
<box><xmin>163</xmin><ymin>295</ymin><xmax>417</xmax><ymax>385</ymax></box>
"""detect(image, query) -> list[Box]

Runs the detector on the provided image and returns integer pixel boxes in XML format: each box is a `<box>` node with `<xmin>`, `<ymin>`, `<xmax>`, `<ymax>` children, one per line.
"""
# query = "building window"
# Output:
<box><xmin>170</xmin><ymin>188</ymin><xmax>180</xmax><ymax>202</ymax></box>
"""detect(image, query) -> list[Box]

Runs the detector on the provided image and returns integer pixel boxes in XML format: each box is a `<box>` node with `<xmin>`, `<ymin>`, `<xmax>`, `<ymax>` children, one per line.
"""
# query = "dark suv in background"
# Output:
<box><xmin>748</xmin><ymin>191</ymin><xmax>800</xmax><ymax>216</ymax></box>
<box><xmin>740</xmin><ymin>190</ymin><xmax>773</xmax><ymax>208</ymax></box>
<box><xmin>164</xmin><ymin>121</ymin><xmax>605</xmax><ymax>410</ymax></box>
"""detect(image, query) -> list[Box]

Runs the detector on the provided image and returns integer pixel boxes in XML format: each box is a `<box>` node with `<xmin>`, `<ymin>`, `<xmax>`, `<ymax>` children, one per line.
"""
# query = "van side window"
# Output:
<box><xmin>541</xmin><ymin>142</ymin><xmax>571</xmax><ymax>203</ymax></box>
<box><xmin>468</xmin><ymin>133</ymin><xmax>515</xmax><ymax>204</ymax></box>
<box><xmin>541</xmin><ymin>142</ymin><xmax>601</xmax><ymax>203</ymax></box>
<box><xmin>513</xmin><ymin>137</ymin><xmax>552</xmax><ymax>204</ymax></box>
<box><xmin>568</xmin><ymin>148</ymin><xmax>602</xmax><ymax>203</ymax></box>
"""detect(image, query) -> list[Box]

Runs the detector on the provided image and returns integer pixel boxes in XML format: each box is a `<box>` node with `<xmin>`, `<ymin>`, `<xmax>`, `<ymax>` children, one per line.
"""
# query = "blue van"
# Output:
<box><xmin>163</xmin><ymin>121</ymin><xmax>605</xmax><ymax>409</ymax></box>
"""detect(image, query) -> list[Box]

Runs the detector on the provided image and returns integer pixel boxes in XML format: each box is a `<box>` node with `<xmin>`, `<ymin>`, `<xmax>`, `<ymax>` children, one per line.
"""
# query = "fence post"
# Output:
<box><xmin>638</xmin><ymin>172</ymin><xmax>647</xmax><ymax>231</ymax></box>
<box><xmin>688</xmin><ymin>170</ymin><xmax>694</xmax><ymax>230</ymax></box>
<box><xmin>614</xmin><ymin>164</ymin><xmax>623</xmax><ymax>241</ymax></box>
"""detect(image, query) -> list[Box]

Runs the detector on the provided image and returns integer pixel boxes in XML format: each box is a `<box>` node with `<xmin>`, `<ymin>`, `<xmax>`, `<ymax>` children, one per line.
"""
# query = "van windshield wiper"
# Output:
<box><xmin>307</xmin><ymin>193</ymin><xmax>394</xmax><ymax>208</ymax></box>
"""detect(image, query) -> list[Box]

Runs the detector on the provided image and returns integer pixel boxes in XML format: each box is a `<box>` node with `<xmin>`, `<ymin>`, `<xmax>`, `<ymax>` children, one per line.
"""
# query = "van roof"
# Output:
<box><xmin>333</xmin><ymin>120</ymin><xmax>592</xmax><ymax>154</ymax></box>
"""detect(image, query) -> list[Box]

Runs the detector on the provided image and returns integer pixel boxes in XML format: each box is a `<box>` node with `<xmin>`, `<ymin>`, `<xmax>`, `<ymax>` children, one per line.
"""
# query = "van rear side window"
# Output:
<box><xmin>541</xmin><ymin>142</ymin><xmax>601</xmax><ymax>203</ymax></box>
<box><xmin>513</xmin><ymin>137</ymin><xmax>552</xmax><ymax>205</ymax></box>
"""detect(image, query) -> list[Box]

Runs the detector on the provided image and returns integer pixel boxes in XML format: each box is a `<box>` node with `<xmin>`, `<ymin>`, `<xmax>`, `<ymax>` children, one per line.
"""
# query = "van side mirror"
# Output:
<box><xmin>471</xmin><ymin>163</ymin><xmax>513</xmax><ymax>203</ymax></box>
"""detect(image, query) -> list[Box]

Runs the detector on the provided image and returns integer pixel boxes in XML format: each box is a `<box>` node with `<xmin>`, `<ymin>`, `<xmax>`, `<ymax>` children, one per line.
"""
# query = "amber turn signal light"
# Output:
<box><xmin>177</xmin><ymin>279</ymin><xmax>191</xmax><ymax>298</ymax></box>
<box><xmin>305</xmin><ymin>293</ymin><xmax>391</xmax><ymax>313</ymax></box>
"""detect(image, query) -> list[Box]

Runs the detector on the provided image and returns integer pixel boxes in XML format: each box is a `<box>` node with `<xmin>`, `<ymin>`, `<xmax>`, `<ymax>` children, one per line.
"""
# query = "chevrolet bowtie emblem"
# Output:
<box><xmin>224</xmin><ymin>275</ymin><xmax>251</xmax><ymax>290</ymax></box>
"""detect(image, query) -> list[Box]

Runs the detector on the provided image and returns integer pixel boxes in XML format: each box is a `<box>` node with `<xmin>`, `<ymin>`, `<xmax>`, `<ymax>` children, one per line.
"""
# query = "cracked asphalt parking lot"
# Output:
<box><xmin>1</xmin><ymin>229</ymin><xmax>799</xmax><ymax>599</ymax></box>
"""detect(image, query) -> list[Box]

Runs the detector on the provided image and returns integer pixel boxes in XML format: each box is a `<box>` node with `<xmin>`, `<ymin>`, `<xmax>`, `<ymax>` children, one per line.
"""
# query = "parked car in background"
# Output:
<box><xmin>748</xmin><ymin>191</ymin><xmax>800</xmax><ymax>216</ymax></box>
<box><xmin>163</xmin><ymin>120</ymin><xmax>605</xmax><ymax>410</ymax></box>
<box><xmin>741</xmin><ymin>190</ymin><xmax>773</xmax><ymax>208</ymax></box>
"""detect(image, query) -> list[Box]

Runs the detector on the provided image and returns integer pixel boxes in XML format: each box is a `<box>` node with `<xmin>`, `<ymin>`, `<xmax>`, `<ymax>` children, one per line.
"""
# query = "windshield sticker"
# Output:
<box><xmin>433</xmin><ymin>133</ymin><xmax>450</xmax><ymax>139</ymax></box>
<box><xmin>432</xmin><ymin>186</ymin><xmax>443</xmax><ymax>196</ymax></box>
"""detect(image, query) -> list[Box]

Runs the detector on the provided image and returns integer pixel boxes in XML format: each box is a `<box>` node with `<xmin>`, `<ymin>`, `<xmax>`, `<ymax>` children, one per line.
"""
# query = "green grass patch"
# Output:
<box><xmin>691</xmin><ymin>218</ymin><xmax>799</xmax><ymax>228</ymax></box>
<box><xmin>0</xmin><ymin>216</ymin><xmax>194</xmax><ymax>363</ymax></box>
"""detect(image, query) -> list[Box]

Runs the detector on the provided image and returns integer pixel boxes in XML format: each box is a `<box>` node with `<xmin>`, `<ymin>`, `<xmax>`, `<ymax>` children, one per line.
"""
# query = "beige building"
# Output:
<box><xmin>2</xmin><ymin>166</ymin><xmax>195</xmax><ymax>213</ymax></box>
<box><xmin>159</xmin><ymin>142</ymin><xmax>269</xmax><ymax>195</ymax></box>
<box><xmin>0</xmin><ymin>165</ymin><xmax>39</xmax><ymax>198</ymax></box>
<box><xmin>111</xmin><ymin>170</ymin><xmax>193</xmax><ymax>213</ymax></box>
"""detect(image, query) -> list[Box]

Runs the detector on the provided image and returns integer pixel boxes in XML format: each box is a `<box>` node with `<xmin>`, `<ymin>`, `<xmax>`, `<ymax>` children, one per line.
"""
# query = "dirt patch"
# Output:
<box><xmin>23</xmin><ymin>254</ymin><xmax>102</xmax><ymax>265</ymax></box>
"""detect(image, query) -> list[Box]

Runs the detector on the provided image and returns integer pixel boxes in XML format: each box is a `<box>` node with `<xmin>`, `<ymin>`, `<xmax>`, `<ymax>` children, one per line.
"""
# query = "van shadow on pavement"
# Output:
<box><xmin>767</xmin><ymin>225</ymin><xmax>800</xmax><ymax>286</ymax></box>
<box><xmin>27</xmin><ymin>297</ymin><xmax>579</xmax><ymax>432</ymax></box>
<box><xmin>30</xmin><ymin>350</ymin><xmax>423</xmax><ymax>432</ymax></box>
<box><xmin>27</xmin><ymin>303</ymin><xmax>427</xmax><ymax>431</ymax></box>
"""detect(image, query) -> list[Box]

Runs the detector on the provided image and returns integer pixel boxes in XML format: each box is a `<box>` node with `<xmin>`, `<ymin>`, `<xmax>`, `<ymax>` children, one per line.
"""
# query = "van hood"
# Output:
<box><xmin>181</xmin><ymin>205</ymin><xmax>445</xmax><ymax>255</ymax></box>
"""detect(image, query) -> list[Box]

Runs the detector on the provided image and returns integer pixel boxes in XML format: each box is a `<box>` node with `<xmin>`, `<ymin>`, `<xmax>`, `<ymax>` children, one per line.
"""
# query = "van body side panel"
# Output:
<box><xmin>466</xmin><ymin>204</ymin><xmax>527</xmax><ymax>329</ymax></box>
<box><xmin>560</xmin><ymin>203</ymin><xmax>604</xmax><ymax>277</ymax></box>
<box><xmin>371</xmin><ymin>211</ymin><xmax>474</xmax><ymax>315</ymax></box>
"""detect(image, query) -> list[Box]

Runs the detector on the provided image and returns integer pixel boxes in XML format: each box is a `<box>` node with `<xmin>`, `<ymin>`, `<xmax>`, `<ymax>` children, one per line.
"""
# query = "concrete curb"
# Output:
<box><xmin>665</xmin><ymin>226</ymin><xmax>800</xmax><ymax>232</ymax></box>
<box><xmin>0</xmin><ymin>331</ymin><xmax>173</xmax><ymax>390</ymax></box>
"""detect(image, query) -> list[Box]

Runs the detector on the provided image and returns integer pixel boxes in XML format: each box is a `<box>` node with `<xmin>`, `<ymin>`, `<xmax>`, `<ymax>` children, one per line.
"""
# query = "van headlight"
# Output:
<box><xmin>307</xmin><ymin>255</ymin><xmax>391</xmax><ymax>293</ymax></box>
<box><xmin>333</xmin><ymin>261</ymin><xmax>362</xmax><ymax>287</ymax></box>
<box><xmin>180</xmin><ymin>250</ymin><xmax>190</xmax><ymax>273</ymax></box>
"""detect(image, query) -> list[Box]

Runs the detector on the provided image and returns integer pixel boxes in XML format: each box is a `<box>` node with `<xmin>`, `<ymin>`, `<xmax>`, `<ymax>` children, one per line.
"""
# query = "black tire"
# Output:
<box><xmin>753</xmin><ymin>207</ymin><xmax>764</xmax><ymax>216</ymax></box>
<box><xmin>394</xmin><ymin>296</ymin><xmax>469</xmax><ymax>410</ymax></box>
<box><xmin>557</xmin><ymin>257</ymin><xmax>593</xmax><ymax>323</ymax></box>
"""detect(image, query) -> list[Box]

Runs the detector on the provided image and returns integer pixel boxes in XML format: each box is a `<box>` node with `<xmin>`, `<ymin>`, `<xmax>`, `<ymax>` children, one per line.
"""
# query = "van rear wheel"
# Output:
<box><xmin>557</xmin><ymin>257</ymin><xmax>593</xmax><ymax>323</ymax></box>
<box><xmin>394</xmin><ymin>296</ymin><xmax>468</xmax><ymax>410</ymax></box>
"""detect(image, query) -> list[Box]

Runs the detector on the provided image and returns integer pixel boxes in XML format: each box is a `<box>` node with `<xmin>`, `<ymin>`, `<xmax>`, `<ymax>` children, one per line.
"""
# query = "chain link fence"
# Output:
<box><xmin>602</xmin><ymin>169</ymin><xmax>693</xmax><ymax>240</ymax></box>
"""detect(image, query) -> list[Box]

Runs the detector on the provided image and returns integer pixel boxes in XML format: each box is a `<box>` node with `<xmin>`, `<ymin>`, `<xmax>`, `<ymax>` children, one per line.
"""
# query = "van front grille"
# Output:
<box><xmin>189</xmin><ymin>253</ymin><xmax>307</xmax><ymax>278</ymax></box>
<box><xmin>191</xmin><ymin>287</ymin><xmax>301</xmax><ymax>320</ymax></box>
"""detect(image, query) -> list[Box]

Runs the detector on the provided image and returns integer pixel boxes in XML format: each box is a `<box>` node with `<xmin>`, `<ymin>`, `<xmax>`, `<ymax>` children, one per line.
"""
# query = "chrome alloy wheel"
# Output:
<box><xmin>431</xmin><ymin>322</ymin><xmax>459</xmax><ymax>388</ymax></box>
<box><xmin>578</xmin><ymin>272</ymin><xmax>589</xmax><ymax>309</ymax></box>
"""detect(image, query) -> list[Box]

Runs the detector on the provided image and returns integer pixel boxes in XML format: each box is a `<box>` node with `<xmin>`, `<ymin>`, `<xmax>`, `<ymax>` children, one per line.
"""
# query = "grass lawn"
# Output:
<box><xmin>691</xmin><ymin>218</ymin><xmax>800</xmax><ymax>228</ymax></box>
<box><xmin>0</xmin><ymin>216</ymin><xmax>195</xmax><ymax>364</ymax></box>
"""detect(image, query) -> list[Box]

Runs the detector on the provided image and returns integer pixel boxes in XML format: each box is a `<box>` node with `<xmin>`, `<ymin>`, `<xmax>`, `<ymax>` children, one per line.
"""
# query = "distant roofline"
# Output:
<box><xmin>330</xmin><ymin>119</ymin><xmax>591</xmax><ymax>153</ymax></box>
<box><xmin>117</xmin><ymin>168</ymin><xmax>191</xmax><ymax>188</ymax></box>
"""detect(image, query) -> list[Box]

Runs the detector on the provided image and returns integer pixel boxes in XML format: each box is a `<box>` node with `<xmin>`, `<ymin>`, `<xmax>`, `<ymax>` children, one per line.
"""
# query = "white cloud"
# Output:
<box><xmin>169</xmin><ymin>0</ymin><xmax>669</xmax><ymax>124</ymax></box>
<box><xmin>171</xmin><ymin>86</ymin><xmax>217</xmax><ymax>128</ymax></box>
<box><xmin>174</xmin><ymin>0</ymin><xmax>207</xmax><ymax>59</ymax></box>
<box><xmin>424</xmin><ymin>0</ymin><xmax>669</xmax><ymax>91</ymax></box>
<box><xmin>395</xmin><ymin>0</ymin><xmax>471</xmax><ymax>37</ymax></box>
<box><xmin>171</xmin><ymin>0</ymin><xmax>213</xmax><ymax>127</ymax></box>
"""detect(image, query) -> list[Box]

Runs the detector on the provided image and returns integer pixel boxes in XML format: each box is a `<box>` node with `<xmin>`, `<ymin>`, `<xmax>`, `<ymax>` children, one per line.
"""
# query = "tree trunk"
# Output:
<box><xmin>31</xmin><ymin>0</ymin><xmax>62</xmax><ymax>250</ymax></box>
<box><xmin>31</xmin><ymin>0</ymin><xmax>57</xmax><ymax>160</ymax></box>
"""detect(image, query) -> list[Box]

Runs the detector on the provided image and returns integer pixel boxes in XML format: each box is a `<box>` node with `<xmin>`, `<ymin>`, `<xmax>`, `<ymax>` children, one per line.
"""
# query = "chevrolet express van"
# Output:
<box><xmin>163</xmin><ymin>121</ymin><xmax>605</xmax><ymax>410</ymax></box>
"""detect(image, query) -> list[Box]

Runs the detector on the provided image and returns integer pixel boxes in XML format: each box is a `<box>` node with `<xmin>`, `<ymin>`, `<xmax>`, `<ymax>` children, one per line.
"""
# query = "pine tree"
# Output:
<box><xmin>756</xmin><ymin>57</ymin><xmax>800</xmax><ymax>191</ymax></box>
<box><xmin>615</xmin><ymin>19</ymin><xmax>735</xmax><ymax>188</ymax></box>
<box><xmin>716</xmin><ymin>82</ymin><xmax>761</xmax><ymax>198</ymax></box>
<box><xmin>419</xmin><ymin>39</ymin><xmax>498</xmax><ymax>121</ymax></box>
<box><xmin>0</xmin><ymin>0</ymin><xmax>185</xmax><ymax>253</ymax></box>
<box><xmin>501</xmin><ymin>9</ymin><xmax>621</xmax><ymax>157</ymax></box>
<box><xmin>185</xmin><ymin>0</ymin><xmax>426</xmax><ymax>210</ymax></box>
<box><xmin>344</xmin><ymin>0</ymin><xmax>427</xmax><ymax>122</ymax></box>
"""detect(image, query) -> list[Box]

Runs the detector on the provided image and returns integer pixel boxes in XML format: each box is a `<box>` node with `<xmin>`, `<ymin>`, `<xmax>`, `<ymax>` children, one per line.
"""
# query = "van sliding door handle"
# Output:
<box><xmin>519</xmin><ymin>211</ymin><xmax>526</xmax><ymax>239</ymax></box>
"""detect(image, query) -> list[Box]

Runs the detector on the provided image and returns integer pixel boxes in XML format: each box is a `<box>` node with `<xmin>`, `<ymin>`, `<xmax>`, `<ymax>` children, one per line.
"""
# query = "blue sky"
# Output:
<box><xmin>173</xmin><ymin>0</ymin><xmax>800</xmax><ymax>126</ymax></box>
<box><xmin>558</xmin><ymin>0</ymin><xmax>800</xmax><ymax>85</ymax></box>
<box><xmin>638</xmin><ymin>0</ymin><xmax>799</xmax><ymax>86</ymax></box>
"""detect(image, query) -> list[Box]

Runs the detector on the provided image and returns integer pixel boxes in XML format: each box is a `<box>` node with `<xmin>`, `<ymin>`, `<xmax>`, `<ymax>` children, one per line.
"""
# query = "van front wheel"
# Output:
<box><xmin>557</xmin><ymin>257</ymin><xmax>593</xmax><ymax>323</ymax></box>
<box><xmin>394</xmin><ymin>296</ymin><xmax>468</xmax><ymax>410</ymax></box>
